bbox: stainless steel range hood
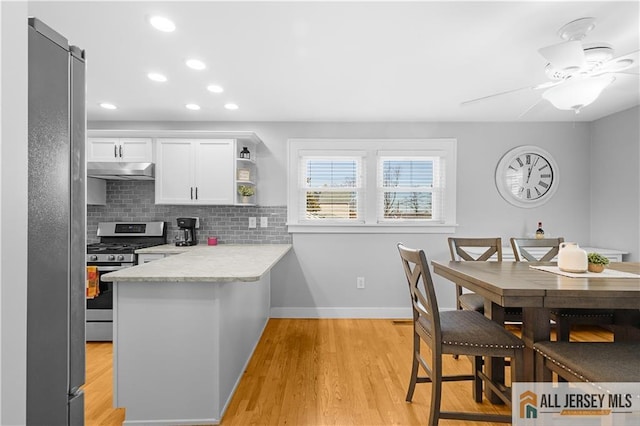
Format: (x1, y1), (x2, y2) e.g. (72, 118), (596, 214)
(86, 162), (155, 180)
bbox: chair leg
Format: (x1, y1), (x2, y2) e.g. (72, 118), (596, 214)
(453, 289), (462, 361)
(473, 356), (483, 403)
(556, 318), (571, 342)
(429, 351), (443, 426)
(406, 332), (420, 402)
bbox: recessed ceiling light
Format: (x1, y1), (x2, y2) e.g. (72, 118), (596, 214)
(185, 104), (201, 110)
(207, 85), (224, 93)
(147, 72), (167, 82)
(99, 102), (117, 110)
(149, 16), (175, 32)
(224, 103), (239, 110)
(186, 59), (206, 70)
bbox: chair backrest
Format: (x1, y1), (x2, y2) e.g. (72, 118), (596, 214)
(448, 237), (503, 262)
(397, 243), (440, 347)
(510, 237), (565, 262)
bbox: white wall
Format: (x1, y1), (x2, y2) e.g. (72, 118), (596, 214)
(90, 119), (636, 317)
(0, 1), (29, 424)
(589, 106), (640, 261)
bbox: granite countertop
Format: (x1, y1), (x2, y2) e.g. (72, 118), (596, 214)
(101, 244), (292, 283)
(135, 243), (203, 255)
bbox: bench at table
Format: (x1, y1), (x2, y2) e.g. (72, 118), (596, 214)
(533, 341), (640, 382)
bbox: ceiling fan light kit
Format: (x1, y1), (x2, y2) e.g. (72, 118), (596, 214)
(542, 75), (615, 113)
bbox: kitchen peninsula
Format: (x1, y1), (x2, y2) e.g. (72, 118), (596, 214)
(102, 244), (291, 425)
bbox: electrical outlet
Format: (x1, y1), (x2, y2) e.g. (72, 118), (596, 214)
(356, 277), (365, 289)
(248, 217), (257, 228)
(260, 217), (268, 228)
(192, 217), (200, 229)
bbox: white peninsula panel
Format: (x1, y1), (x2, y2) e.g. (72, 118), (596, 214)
(103, 244), (291, 425)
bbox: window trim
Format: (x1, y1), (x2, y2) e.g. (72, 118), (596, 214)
(287, 138), (457, 234)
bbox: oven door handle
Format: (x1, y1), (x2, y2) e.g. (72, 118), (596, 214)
(93, 265), (133, 272)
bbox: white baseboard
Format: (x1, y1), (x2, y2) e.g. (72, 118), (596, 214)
(270, 306), (456, 318)
(270, 307), (412, 318)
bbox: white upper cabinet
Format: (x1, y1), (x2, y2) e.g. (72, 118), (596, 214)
(87, 137), (153, 162)
(155, 139), (236, 205)
(194, 140), (235, 204)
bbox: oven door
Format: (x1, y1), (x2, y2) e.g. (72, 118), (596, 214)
(86, 263), (133, 341)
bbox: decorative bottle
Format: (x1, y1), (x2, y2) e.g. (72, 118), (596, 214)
(240, 146), (250, 159)
(535, 222), (544, 239)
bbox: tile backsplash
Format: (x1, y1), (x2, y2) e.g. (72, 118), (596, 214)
(87, 181), (291, 245)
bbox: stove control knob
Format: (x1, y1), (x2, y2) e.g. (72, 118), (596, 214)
(117, 255), (125, 261)
(90, 255), (98, 261)
(107, 255), (115, 261)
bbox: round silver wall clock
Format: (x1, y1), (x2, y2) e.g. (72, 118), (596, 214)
(495, 145), (559, 208)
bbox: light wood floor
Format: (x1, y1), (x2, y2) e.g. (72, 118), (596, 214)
(84, 320), (613, 426)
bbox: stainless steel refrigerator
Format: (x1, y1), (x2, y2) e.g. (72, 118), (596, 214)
(27, 17), (85, 425)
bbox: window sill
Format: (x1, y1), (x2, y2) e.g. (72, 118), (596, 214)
(287, 223), (458, 234)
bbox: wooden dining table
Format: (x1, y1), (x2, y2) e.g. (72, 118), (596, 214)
(431, 260), (640, 401)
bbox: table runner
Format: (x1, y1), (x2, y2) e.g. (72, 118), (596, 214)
(529, 265), (640, 279)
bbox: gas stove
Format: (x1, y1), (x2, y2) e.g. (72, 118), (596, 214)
(87, 242), (163, 262)
(86, 221), (167, 342)
(86, 222), (167, 264)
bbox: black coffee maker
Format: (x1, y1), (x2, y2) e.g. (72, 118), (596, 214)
(175, 217), (197, 246)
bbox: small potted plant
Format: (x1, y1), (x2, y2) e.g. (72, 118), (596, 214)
(238, 185), (255, 204)
(587, 252), (609, 273)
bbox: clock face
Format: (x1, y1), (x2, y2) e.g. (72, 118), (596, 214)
(495, 146), (558, 208)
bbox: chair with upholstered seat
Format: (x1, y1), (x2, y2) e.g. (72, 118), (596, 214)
(398, 243), (525, 425)
(510, 237), (564, 262)
(447, 237), (502, 313)
(447, 237), (522, 323)
(510, 237), (614, 341)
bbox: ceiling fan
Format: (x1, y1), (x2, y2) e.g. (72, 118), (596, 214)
(462, 17), (638, 116)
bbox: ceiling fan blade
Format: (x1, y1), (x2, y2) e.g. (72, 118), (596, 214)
(595, 49), (639, 74)
(461, 85), (536, 106)
(533, 80), (564, 90)
(538, 40), (586, 69)
(518, 98), (546, 119)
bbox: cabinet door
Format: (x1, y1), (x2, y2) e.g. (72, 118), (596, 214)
(87, 137), (118, 162)
(194, 140), (235, 204)
(120, 138), (153, 162)
(155, 139), (194, 204)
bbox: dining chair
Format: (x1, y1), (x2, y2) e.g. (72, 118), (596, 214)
(398, 243), (524, 425)
(510, 237), (564, 262)
(447, 237), (502, 313)
(510, 237), (614, 341)
(447, 237), (523, 323)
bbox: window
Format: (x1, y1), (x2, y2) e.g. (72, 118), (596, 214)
(301, 156), (363, 221)
(288, 139), (457, 233)
(378, 156), (442, 221)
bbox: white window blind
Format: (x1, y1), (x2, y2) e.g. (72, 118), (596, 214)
(378, 156), (444, 222)
(299, 155), (364, 222)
